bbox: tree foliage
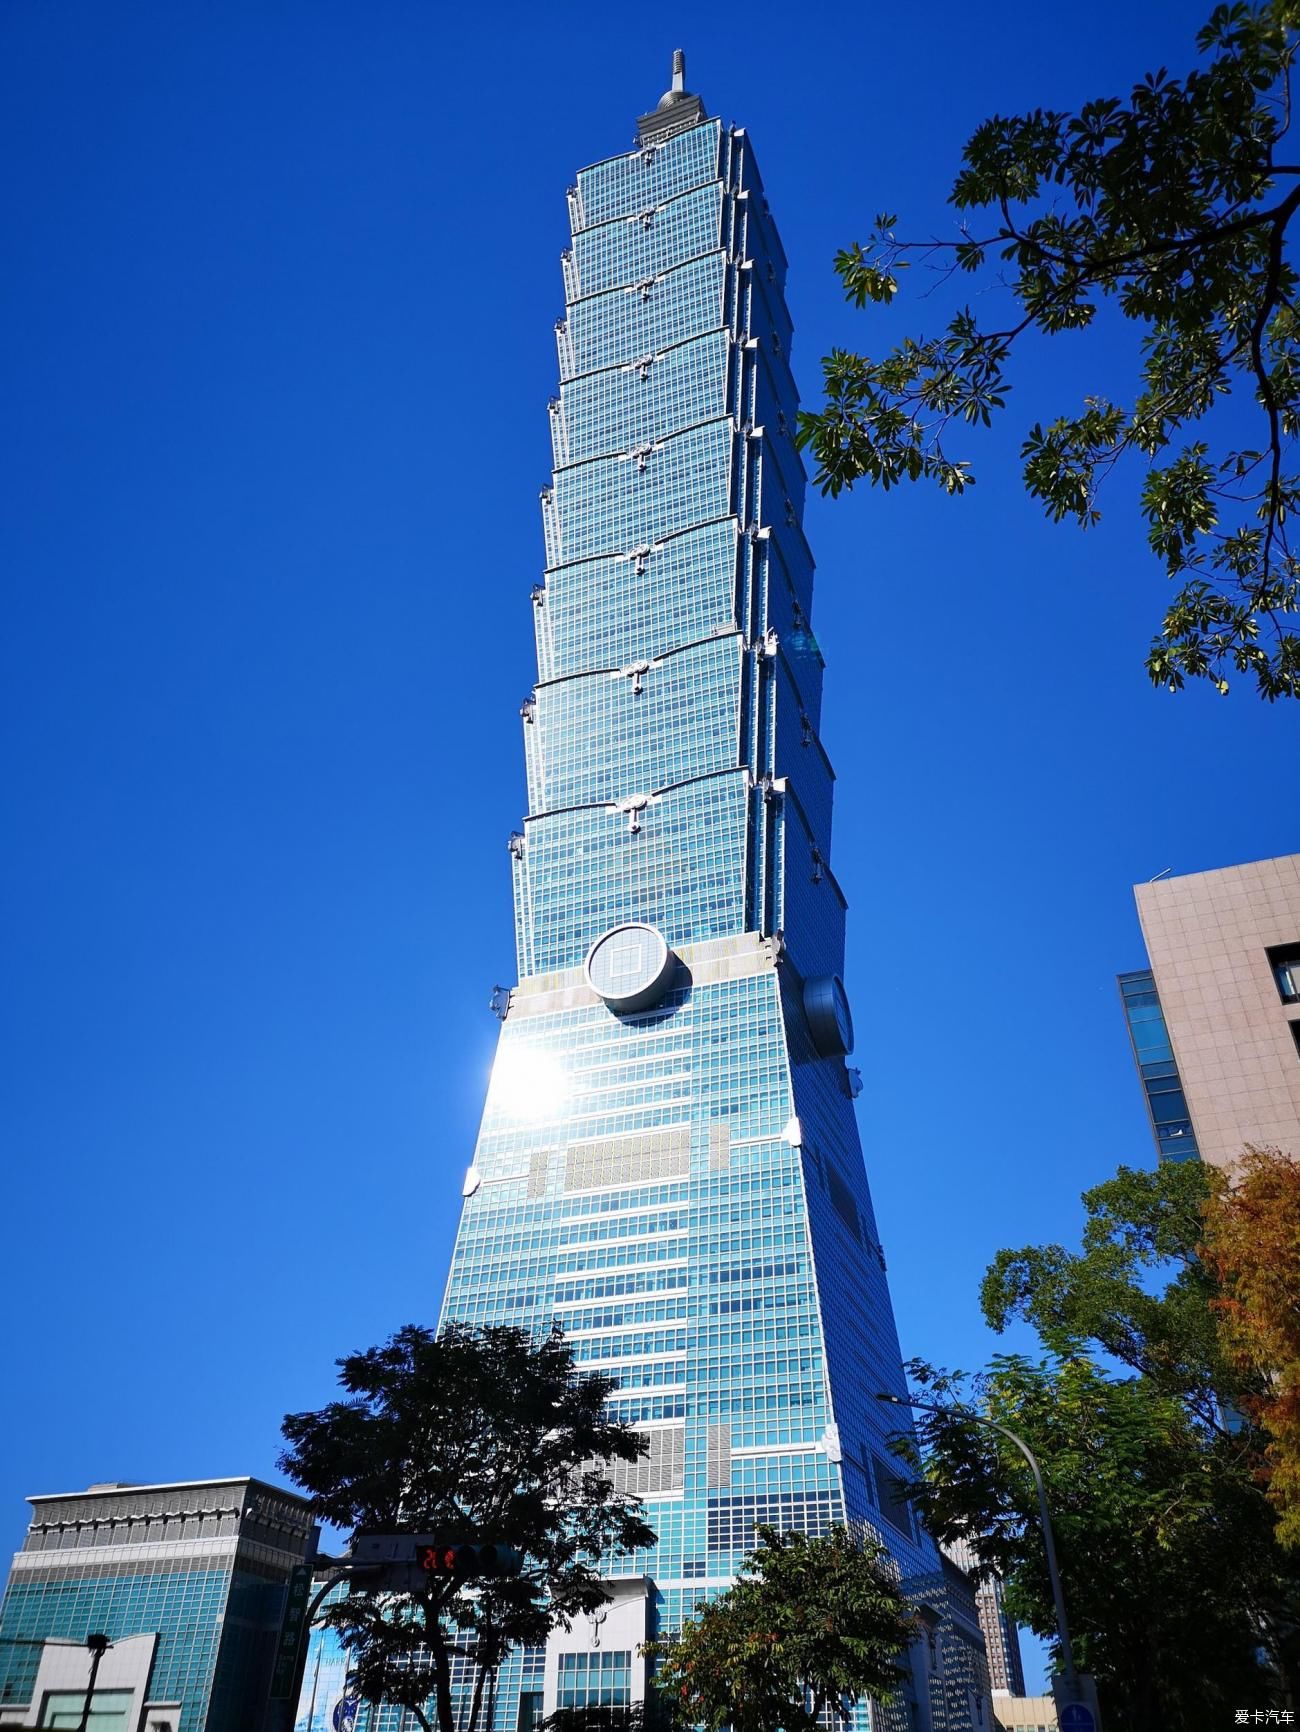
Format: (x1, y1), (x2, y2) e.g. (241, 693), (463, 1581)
(542, 1707), (659, 1732)
(892, 1160), (1300, 1727)
(981, 1159), (1241, 1427)
(280, 1323), (656, 1732)
(644, 1525), (913, 1732)
(797, 2), (1300, 699)
(1202, 1144), (1300, 1546)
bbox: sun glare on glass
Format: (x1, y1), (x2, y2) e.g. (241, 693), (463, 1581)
(489, 1043), (570, 1121)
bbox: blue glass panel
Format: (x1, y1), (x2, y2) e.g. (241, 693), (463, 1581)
(777, 792), (846, 980)
(575, 121), (722, 229)
(571, 185), (724, 298)
(550, 419), (734, 565)
(566, 253), (727, 377)
(521, 770), (750, 972)
(537, 518), (739, 682)
(529, 636), (743, 813)
(558, 330), (731, 465)
(1119, 970), (1201, 1163)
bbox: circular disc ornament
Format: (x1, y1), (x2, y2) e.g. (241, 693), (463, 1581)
(803, 974), (855, 1058)
(585, 923), (676, 1012)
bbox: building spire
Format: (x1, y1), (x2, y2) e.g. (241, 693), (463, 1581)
(637, 48), (706, 146)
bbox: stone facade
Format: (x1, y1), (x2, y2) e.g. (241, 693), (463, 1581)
(1134, 854), (1300, 1168)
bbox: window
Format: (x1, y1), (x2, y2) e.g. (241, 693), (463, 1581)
(40, 1692), (132, 1730)
(517, 1692), (544, 1732)
(1290, 1020), (1300, 1060)
(1267, 942), (1300, 1004)
(872, 1457), (916, 1540)
(557, 1652), (631, 1711)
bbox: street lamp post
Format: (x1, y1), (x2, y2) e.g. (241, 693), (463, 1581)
(0, 1633), (113, 1731)
(74, 1633), (111, 1732)
(875, 1391), (1101, 1729)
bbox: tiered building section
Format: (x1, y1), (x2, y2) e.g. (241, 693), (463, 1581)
(440, 64), (990, 1732)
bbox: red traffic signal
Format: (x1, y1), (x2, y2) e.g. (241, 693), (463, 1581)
(414, 1541), (521, 1578)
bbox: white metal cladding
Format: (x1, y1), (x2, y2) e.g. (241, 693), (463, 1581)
(600, 1424), (686, 1495)
(564, 1125), (692, 1193)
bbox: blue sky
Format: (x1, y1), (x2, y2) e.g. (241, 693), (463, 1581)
(2, 0), (1297, 1695)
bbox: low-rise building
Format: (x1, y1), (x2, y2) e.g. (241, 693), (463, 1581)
(0, 1477), (315, 1731)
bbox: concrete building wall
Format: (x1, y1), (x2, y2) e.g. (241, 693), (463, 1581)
(1134, 854), (1300, 1169)
(991, 1698), (1056, 1732)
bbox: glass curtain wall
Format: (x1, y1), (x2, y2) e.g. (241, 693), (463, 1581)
(439, 91), (986, 1732)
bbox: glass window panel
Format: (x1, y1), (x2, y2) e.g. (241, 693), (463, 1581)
(41, 1692), (132, 1731)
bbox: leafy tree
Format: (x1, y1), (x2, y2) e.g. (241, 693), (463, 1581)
(797, 1), (1300, 699)
(280, 1323), (656, 1732)
(1202, 1144), (1300, 1545)
(891, 1160), (1300, 1727)
(902, 1354), (1295, 1729)
(645, 1524), (913, 1732)
(981, 1159), (1241, 1427)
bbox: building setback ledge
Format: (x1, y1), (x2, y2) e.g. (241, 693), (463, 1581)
(507, 931), (778, 1020)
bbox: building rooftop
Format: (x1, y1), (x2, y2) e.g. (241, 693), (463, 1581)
(637, 50), (706, 146)
(28, 1476), (311, 1506)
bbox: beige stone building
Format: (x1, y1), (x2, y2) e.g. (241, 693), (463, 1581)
(991, 1698), (1057, 1732)
(1123, 853), (1300, 1169)
(941, 1539), (1026, 1697)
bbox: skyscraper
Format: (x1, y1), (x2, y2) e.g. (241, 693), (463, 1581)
(0, 1477), (316, 1732)
(942, 1543), (1026, 1700)
(438, 58), (989, 1732)
(1120, 853), (1300, 1168)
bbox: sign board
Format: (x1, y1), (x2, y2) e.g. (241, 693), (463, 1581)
(1060, 1703), (1097, 1732)
(270, 1564), (315, 1700)
(351, 1533), (417, 1564)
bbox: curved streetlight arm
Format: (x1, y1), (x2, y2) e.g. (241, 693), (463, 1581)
(875, 1391), (1076, 1684)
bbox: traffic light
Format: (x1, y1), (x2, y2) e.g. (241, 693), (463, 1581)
(414, 1541), (522, 1578)
(350, 1532), (524, 1582)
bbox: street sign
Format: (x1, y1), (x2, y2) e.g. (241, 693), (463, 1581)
(269, 1563), (314, 1700)
(1053, 1672), (1102, 1731)
(1060, 1705), (1097, 1732)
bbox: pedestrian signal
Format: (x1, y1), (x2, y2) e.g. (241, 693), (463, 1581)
(414, 1542), (521, 1577)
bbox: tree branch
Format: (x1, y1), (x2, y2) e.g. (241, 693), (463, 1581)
(1247, 183), (1300, 590)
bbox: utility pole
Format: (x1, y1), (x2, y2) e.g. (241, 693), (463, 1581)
(876, 1391), (1103, 1731)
